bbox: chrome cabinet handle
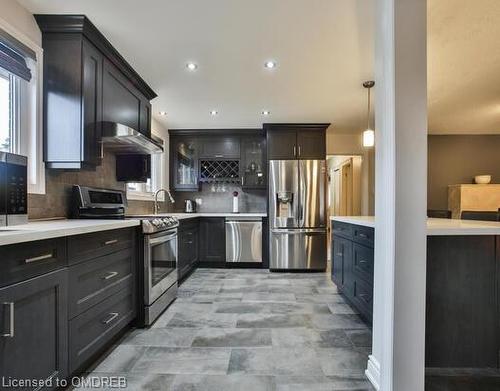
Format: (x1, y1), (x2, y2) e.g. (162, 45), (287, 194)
(241, 177), (244, 186)
(359, 293), (371, 302)
(103, 271), (119, 280)
(104, 239), (118, 246)
(1, 302), (14, 337)
(298, 146), (301, 156)
(25, 253), (53, 264)
(335, 252), (343, 257)
(102, 312), (119, 325)
(215, 154), (224, 158)
(358, 232), (368, 239)
(293, 145), (296, 157)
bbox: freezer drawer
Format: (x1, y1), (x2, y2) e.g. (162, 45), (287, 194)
(225, 220), (262, 263)
(270, 228), (327, 270)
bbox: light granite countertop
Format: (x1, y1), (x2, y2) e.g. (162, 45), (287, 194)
(330, 215), (500, 236)
(0, 219), (141, 246)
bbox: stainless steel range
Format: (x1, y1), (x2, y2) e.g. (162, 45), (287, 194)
(140, 216), (179, 326)
(71, 186), (179, 327)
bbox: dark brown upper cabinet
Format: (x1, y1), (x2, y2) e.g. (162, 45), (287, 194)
(200, 137), (240, 159)
(265, 123), (330, 160)
(35, 15), (157, 170)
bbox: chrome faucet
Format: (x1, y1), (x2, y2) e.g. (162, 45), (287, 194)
(154, 188), (175, 214)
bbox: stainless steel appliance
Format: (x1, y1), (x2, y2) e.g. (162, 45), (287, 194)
(269, 160), (327, 270)
(225, 217), (262, 263)
(0, 152), (28, 226)
(71, 186), (179, 327)
(184, 199), (196, 213)
(142, 216), (179, 326)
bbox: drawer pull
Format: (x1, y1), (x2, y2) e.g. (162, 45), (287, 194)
(1, 302), (14, 338)
(359, 293), (371, 302)
(102, 312), (119, 325)
(359, 259), (368, 265)
(103, 271), (119, 280)
(25, 253), (53, 263)
(335, 252), (343, 257)
(104, 239), (118, 246)
(358, 233), (369, 239)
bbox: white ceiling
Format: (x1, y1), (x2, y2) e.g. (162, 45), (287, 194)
(428, 0), (500, 134)
(18, 0), (375, 132)
(17, 0), (500, 134)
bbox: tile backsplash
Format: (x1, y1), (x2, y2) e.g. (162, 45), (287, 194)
(28, 153), (170, 220)
(173, 184), (267, 213)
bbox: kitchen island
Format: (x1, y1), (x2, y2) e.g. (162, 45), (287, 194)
(330, 216), (500, 370)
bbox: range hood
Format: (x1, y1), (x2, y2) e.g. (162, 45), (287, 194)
(101, 122), (163, 154)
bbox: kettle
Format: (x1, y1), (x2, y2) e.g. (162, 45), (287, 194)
(184, 199), (196, 213)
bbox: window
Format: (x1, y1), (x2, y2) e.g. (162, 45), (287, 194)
(0, 68), (19, 153)
(127, 131), (168, 200)
(0, 21), (44, 194)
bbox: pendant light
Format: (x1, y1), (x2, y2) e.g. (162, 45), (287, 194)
(362, 81), (375, 147)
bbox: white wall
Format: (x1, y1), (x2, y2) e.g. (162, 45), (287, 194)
(0, 0), (41, 45)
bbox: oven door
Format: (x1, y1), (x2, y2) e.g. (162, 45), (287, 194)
(144, 229), (178, 305)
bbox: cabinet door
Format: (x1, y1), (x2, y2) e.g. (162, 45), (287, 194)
(267, 129), (297, 160)
(199, 218), (226, 264)
(139, 99), (152, 138)
(240, 136), (266, 189)
(171, 138), (199, 191)
(0, 269), (68, 384)
(297, 128), (326, 159)
(200, 137), (240, 159)
(103, 59), (141, 132)
(81, 39), (103, 167)
(331, 235), (351, 295)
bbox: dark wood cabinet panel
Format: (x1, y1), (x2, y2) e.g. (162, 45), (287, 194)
(351, 275), (373, 322)
(139, 99), (152, 138)
(352, 243), (374, 283)
(0, 237), (67, 288)
(178, 219), (199, 281)
(67, 228), (134, 265)
(265, 124), (329, 161)
(199, 218), (226, 264)
(426, 235), (499, 368)
(102, 59), (142, 132)
(69, 286), (135, 374)
(82, 39), (103, 167)
(0, 269), (68, 384)
(331, 234), (352, 293)
(296, 128), (326, 159)
(116, 154), (151, 183)
(68, 248), (135, 319)
(266, 128), (297, 160)
(200, 137), (240, 159)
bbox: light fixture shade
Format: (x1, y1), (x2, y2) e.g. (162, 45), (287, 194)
(363, 129), (375, 147)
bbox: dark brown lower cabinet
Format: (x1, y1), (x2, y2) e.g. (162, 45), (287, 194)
(199, 218), (226, 265)
(0, 269), (69, 385)
(330, 221), (374, 323)
(178, 219), (199, 281)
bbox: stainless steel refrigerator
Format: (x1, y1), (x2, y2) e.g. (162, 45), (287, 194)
(269, 160), (327, 270)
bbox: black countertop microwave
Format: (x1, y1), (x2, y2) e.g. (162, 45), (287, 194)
(0, 152), (28, 226)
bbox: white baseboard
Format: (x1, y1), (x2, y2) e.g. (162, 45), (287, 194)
(365, 355), (381, 390)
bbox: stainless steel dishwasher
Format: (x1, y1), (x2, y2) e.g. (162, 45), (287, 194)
(225, 217), (262, 263)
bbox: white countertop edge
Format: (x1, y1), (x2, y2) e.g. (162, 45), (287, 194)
(0, 219), (141, 246)
(330, 216), (500, 235)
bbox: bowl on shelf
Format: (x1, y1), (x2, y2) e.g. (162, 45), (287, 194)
(474, 175), (492, 184)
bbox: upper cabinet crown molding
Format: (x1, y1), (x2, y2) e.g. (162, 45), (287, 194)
(34, 14), (157, 100)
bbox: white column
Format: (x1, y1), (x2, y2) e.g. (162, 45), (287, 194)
(366, 0), (428, 390)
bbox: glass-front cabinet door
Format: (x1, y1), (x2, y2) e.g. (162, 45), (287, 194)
(240, 136), (266, 189)
(172, 138), (199, 190)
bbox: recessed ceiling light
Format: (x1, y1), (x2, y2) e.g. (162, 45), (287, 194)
(186, 62), (198, 71)
(210, 110), (218, 116)
(262, 110), (271, 116)
(264, 61), (277, 69)
(158, 111), (167, 116)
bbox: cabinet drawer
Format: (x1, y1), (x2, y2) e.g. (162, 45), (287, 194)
(69, 287), (135, 373)
(68, 248), (135, 319)
(68, 228), (134, 265)
(352, 243), (374, 284)
(352, 277), (373, 322)
(0, 238), (67, 288)
(352, 225), (374, 247)
(331, 221), (353, 239)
